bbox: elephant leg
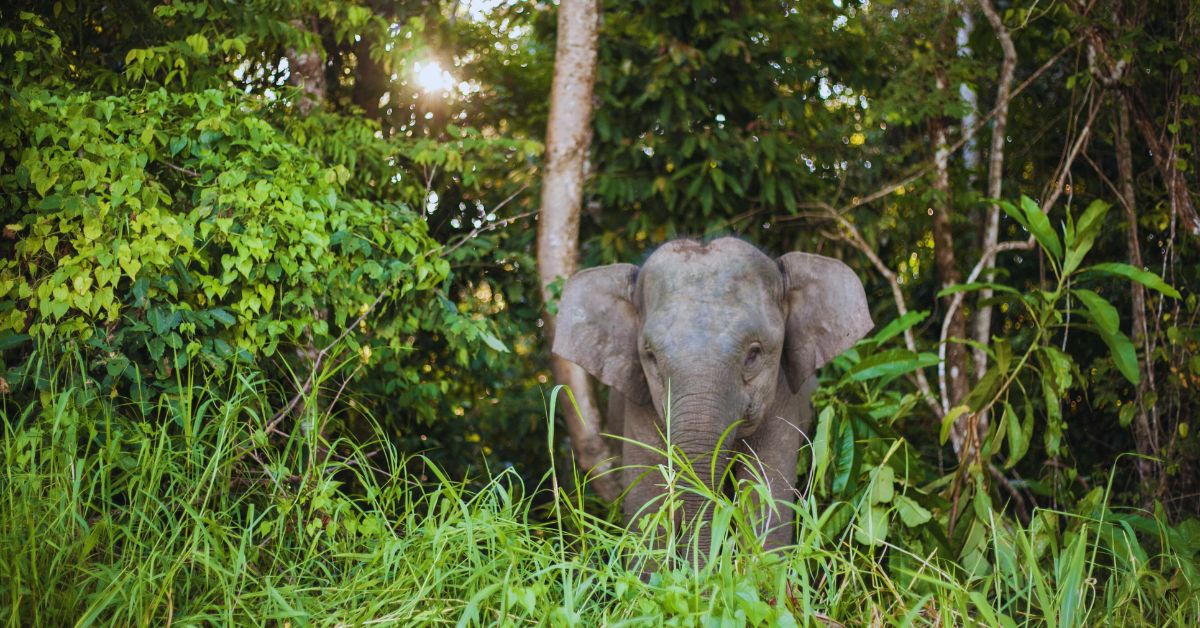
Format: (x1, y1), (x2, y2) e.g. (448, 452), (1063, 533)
(735, 375), (816, 551)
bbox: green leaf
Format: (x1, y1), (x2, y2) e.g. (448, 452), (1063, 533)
(1086, 262), (1181, 298)
(1075, 288), (1140, 385)
(811, 406), (834, 489)
(185, 33), (209, 55)
(1057, 526), (1090, 627)
(1073, 289), (1119, 335)
(936, 281), (1021, 298)
(939, 405), (970, 445)
(1042, 378), (1064, 456)
(105, 356), (130, 378)
(1119, 402), (1137, 428)
(854, 505), (889, 546)
(479, 330), (509, 353)
(0, 333), (32, 352)
(998, 199), (1030, 230)
(1040, 345), (1074, 393)
(847, 349), (939, 382)
(870, 465), (894, 504)
(1103, 327), (1140, 385)
(968, 591), (1002, 628)
(1063, 200), (1109, 274)
(895, 494), (932, 527)
(209, 308), (236, 327)
(147, 337), (165, 362)
(994, 338), (1012, 375)
(83, 218), (102, 242)
(972, 484), (995, 522)
(963, 366), (1003, 412)
(831, 419), (856, 495)
(1020, 195), (1062, 261)
(1004, 403), (1031, 467)
(870, 310), (928, 345)
(34, 169), (58, 197)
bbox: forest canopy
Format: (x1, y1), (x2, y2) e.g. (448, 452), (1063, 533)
(1, 0), (1198, 624)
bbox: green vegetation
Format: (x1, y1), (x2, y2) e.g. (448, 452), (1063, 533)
(3, 371), (1197, 624)
(2, 0), (1199, 624)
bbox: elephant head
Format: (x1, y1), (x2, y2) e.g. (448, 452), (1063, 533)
(552, 238), (872, 554)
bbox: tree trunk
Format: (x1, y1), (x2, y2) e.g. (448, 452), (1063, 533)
(931, 104), (971, 459)
(1068, 1), (1200, 236)
(1116, 98), (1163, 495)
(537, 0), (620, 501)
(957, 3), (978, 177)
(1122, 90), (1200, 235)
(971, 0), (1016, 433)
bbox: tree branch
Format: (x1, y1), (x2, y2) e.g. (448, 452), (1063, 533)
(789, 38), (1078, 432)
(1069, 2), (1200, 235)
(824, 209), (943, 418)
(830, 39), (1078, 218)
(268, 287), (390, 433)
(971, 0), (1017, 393)
(440, 183), (534, 255)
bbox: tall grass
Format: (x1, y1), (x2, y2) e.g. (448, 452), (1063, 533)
(1, 369), (1197, 625)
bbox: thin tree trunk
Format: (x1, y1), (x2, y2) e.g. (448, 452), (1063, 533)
(932, 115), (969, 410)
(957, 4), (978, 177)
(930, 18), (970, 457)
(971, 0), (1016, 432)
(537, 0), (620, 501)
(1116, 98), (1162, 493)
(1122, 90), (1200, 235)
(1068, 0), (1200, 236)
(929, 15), (971, 460)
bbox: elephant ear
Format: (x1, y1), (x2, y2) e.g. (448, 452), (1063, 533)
(777, 252), (874, 393)
(552, 264), (650, 405)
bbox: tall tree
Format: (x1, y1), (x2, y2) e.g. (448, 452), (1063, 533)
(930, 15), (970, 443)
(537, 0), (619, 500)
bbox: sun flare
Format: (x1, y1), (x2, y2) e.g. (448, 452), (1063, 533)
(411, 60), (455, 94)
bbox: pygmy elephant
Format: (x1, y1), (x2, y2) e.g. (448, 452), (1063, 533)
(552, 237), (872, 555)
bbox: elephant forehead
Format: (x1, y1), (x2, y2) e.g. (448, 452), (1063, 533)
(642, 301), (775, 349)
(638, 242), (784, 349)
(640, 239), (782, 306)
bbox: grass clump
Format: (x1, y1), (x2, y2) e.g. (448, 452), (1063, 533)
(0, 371), (1197, 626)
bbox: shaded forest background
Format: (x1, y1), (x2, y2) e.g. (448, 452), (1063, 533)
(2, 0), (1199, 538)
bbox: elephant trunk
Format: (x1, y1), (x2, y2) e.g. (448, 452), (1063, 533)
(665, 387), (739, 564)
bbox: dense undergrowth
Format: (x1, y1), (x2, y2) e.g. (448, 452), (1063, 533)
(2, 363), (1197, 626)
(2, 5), (1200, 624)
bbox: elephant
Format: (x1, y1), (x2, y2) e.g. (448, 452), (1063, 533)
(552, 237), (872, 557)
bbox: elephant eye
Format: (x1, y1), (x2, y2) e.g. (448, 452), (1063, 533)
(744, 343), (763, 370)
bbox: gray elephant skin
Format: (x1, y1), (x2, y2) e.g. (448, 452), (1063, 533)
(552, 237), (872, 556)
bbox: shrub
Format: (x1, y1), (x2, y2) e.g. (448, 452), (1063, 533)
(0, 10), (504, 424)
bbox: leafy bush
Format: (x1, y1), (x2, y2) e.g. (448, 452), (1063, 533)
(0, 10), (507, 425)
(797, 196), (1197, 601)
